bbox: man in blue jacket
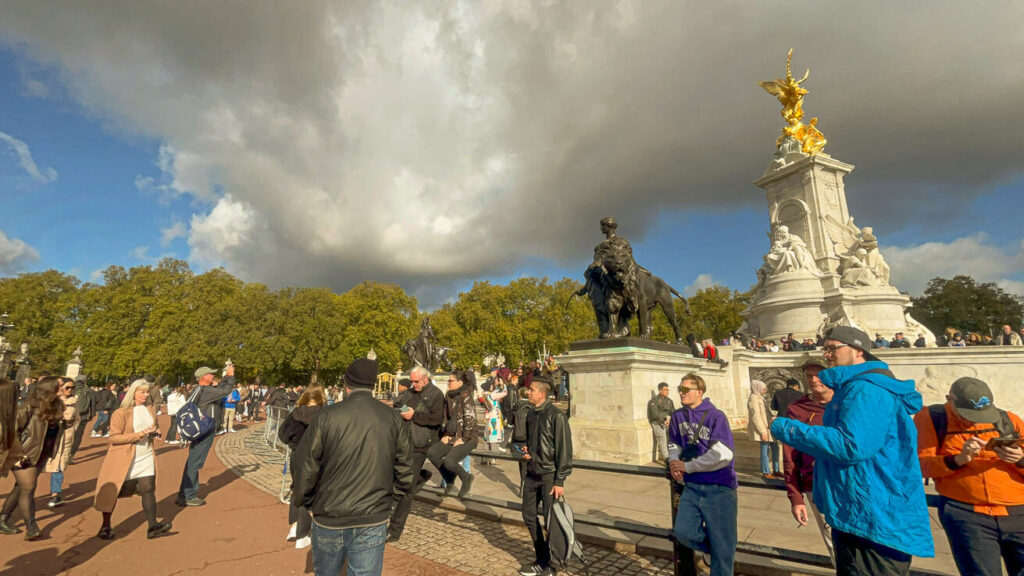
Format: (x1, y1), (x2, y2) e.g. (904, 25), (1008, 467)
(771, 326), (933, 575)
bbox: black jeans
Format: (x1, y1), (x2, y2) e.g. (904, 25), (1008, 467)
(939, 497), (1024, 576)
(70, 418), (90, 459)
(522, 472), (555, 568)
(388, 449), (430, 538)
(426, 440), (477, 484)
(833, 529), (911, 576)
(166, 415), (179, 442)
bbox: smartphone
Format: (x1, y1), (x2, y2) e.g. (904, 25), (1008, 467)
(985, 436), (1024, 450)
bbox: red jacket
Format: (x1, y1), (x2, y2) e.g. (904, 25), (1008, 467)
(782, 395), (827, 506)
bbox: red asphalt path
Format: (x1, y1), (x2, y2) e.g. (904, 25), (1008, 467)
(0, 415), (468, 576)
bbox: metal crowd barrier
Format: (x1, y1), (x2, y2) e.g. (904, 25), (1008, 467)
(264, 405), (293, 504)
(451, 450), (945, 576)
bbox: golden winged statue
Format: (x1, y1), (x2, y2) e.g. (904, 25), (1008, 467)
(759, 49), (827, 155)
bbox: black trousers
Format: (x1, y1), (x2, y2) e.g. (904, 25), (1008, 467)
(426, 440), (477, 484)
(388, 449), (430, 538)
(69, 418), (90, 459)
(833, 529), (911, 576)
(522, 472), (555, 568)
(939, 497), (1024, 576)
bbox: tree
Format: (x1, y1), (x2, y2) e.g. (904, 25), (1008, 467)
(0, 270), (80, 370)
(912, 275), (1024, 338)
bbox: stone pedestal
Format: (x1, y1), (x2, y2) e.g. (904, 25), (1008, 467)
(65, 362), (82, 380)
(561, 339), (710, 465)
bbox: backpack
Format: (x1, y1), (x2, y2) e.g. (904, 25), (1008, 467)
(547, 497), (586, 570)
(177, 387), (216, 442)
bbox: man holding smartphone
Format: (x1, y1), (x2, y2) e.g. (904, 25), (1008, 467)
(915, 377), (1024, 576)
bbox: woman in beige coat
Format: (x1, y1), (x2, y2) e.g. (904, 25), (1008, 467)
(746, 379), (780, 479)
(44, 377), (80, 508)
(93, 379), (171, 540)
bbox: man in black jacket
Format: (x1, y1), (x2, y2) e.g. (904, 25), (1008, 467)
(294, 359), (413, 576)
(91, 381), (118, 437)
(176, 364), (234, 507)
(387, 366), (444, 542)
(518, 375), (573, 576)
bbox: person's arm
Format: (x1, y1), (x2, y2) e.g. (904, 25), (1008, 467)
(392, 416), (414, 497)
(108, 410), (144, 445)
(552, 411), (573, 488)
(647, 399), (659, 424)
(771, 383), (896, 464)
(460, 395), (477, 443)
(770, 393), (780, 413)
(683, 413), (734, 474)
(293, 413), (324, 510)
(782, 442), (804, 505)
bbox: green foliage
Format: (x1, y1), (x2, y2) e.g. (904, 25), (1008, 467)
(0, 263), (749, 381)
(911, 275), (1024, 337)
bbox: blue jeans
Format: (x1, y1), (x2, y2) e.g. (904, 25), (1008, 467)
(50, 471), (63, 494)
(673, 482), (738, 576)
(438, 455), (471, 489)
(178, 430), (215, 500)
(311, 521), (387, 576)
(759, 441), (780, 474)
(92, 410), (110, 433)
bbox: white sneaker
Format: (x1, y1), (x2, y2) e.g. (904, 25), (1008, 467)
(102, 433), (110, 438)
(287, 523), (297, 541)
(90, 432), (98, 438)
(295, 535), (311, 549)
(228, 429), (236, 433)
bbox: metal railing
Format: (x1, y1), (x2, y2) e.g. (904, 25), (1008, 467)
(264, 405), (293, 504)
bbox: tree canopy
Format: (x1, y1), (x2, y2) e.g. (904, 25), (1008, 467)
(912, 275), (1024, 338)
(0, 260), (748, 384)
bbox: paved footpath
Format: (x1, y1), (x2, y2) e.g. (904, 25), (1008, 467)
(217, 424), (674, 576)
(0, 415), (465, 576)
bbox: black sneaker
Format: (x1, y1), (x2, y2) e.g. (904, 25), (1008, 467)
(147, 521), (172, 539)
(458, 474), (474, 499)
(444, 482), (457, 497)
(386, 532), (401, 543)
(47, 495), (65, 508)
(518, 564), (553, 576)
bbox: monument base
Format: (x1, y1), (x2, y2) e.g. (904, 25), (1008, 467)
(560, 341), (736, 465)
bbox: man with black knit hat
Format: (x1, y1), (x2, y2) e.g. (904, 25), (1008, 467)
(294, 358), (413, 576)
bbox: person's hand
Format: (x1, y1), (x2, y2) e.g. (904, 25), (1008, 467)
(955, 436), (985, 465)
(669, 459), (686, 482)
(663, 417), (670, 427)
(401, 407), (414, 420)
(993, 444), (1024, 464)
(791, 504), (808, 526)
(521, 446), (531, 460)
(453, 438), (464, 446)
(441, 435), (451, 444)
(761, 433), (770, 442)
(550, 485), (564, 499)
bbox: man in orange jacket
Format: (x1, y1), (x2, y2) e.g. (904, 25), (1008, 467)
(915, 376), (1024, 576)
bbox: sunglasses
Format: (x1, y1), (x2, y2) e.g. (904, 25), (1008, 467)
(822, 344), (848, 354)
(61, 386), (74, 391)
(678, 386), (699, 393)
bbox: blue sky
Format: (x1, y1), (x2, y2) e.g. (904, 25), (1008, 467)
(1, 3), (1023, 309)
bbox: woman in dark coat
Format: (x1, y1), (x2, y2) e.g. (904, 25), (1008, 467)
(0, 376), (64, 539)
(427, 370), (478, 499)
(279, 385), (325, 549)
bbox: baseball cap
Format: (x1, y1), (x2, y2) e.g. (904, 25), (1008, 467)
(194, 366), (216, 379)
(824, 326), (879, 362)
(949, 377), (1000, 423)
(800, 355), (828, 370)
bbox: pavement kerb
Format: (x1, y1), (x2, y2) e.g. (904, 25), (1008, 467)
(413, 483), (841, 576)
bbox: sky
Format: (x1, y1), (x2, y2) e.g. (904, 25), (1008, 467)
(1, 1), (1023, 309)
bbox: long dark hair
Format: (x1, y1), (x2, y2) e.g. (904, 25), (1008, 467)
(0, 380), (16, 452)
(26, 376), (64, 422)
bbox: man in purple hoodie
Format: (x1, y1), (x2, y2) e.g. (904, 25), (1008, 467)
(668, 373), (738, 576)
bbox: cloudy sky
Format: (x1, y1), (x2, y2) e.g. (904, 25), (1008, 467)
(0, 1), (1022, 307)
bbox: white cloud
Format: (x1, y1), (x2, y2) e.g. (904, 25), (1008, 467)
(0, 131), (57, 183)
(159, 220), (187, 247)
(0, 228), (40, 274)
(884, 234), (1024, 295)
(3, 2), (1024, 296)
(684, 273), (714, 297)
(128, 245), (151, 261)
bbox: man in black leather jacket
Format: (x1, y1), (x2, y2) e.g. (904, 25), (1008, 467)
(517, 375), (573, 576)
(388, 366), (444, 542)
(294, 359), (413, 576)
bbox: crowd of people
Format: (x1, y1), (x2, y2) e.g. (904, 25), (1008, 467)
(2, 326), (1023, 576)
